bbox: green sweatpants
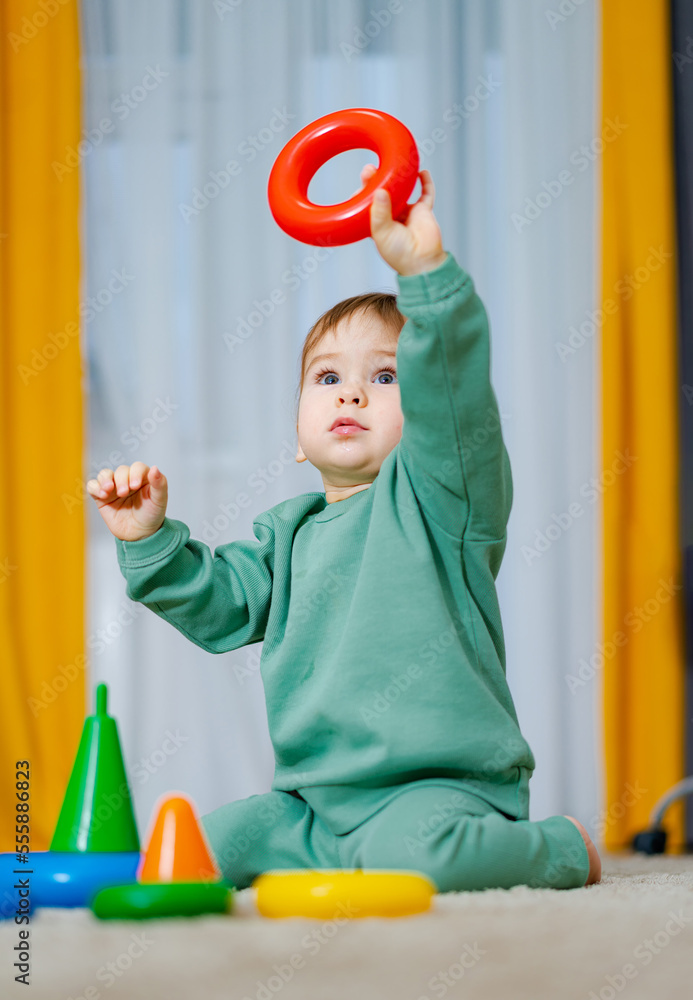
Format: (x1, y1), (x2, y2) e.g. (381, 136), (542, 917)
(201, 779), (590, 893)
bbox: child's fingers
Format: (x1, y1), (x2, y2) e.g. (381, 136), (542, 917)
(147, 466), (168, 505)
(88, 463), (163, 501)
(113, 464), (133, 497)
(128, 460), (149, 490)
(86, 478), (104, 497)
(417, 170), (435, 208)
(96, 468), (115, 496)
(369, 186), (394, 238)
(348, 163), (378, 200)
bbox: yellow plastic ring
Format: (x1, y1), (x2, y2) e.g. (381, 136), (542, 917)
(252, 869), (436, 919)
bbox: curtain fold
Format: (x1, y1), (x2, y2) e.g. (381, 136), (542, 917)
(0, 0), (84, 849)
(601, 0), (685, 850)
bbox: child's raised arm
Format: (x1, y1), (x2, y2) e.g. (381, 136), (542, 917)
(366, 169), (512, 541)
(395, 262), (512, 541)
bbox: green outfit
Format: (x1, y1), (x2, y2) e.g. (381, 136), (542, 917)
(116, 252), (590, 892)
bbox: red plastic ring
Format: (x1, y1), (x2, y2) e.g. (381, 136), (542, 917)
(267, 108), (420, 247)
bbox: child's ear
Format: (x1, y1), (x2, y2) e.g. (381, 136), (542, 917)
(295, 440), (307, 463)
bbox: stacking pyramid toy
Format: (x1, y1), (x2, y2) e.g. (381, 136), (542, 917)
(0, 683), (141, 908)
(51, 683), (139, 852)
(92, 793), (234, 919)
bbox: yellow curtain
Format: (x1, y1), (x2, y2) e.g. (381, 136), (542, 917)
(0, 0), (84, 850)
(602, 0), (685, 850)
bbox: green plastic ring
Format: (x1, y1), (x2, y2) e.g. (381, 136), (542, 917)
(92, 881), (234, 919)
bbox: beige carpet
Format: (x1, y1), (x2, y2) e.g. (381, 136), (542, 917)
(2, 852), (692, 1000)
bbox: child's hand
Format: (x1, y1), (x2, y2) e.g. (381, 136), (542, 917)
(86, 462), (168, 542)
(358, 163), (447, 277)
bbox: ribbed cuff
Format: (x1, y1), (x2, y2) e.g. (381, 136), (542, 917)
(538, 815), (591, 889)
(115, 516), (187, 568)
(396, 251), (471, 309)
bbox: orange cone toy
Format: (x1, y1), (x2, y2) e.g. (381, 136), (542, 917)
(138, 794), (220, 883)
(91, 793), (233, 919)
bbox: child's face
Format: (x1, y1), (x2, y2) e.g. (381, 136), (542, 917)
(295, 310), (403, 489)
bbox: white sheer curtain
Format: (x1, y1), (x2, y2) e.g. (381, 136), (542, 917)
(79, 0), (602, 841)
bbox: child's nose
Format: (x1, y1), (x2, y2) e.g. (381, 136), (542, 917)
(338, 387), (362, 404)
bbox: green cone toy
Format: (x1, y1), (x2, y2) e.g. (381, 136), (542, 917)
(50, 683), (140, 852)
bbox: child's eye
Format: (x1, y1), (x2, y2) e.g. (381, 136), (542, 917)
(312, 366), (397, 385)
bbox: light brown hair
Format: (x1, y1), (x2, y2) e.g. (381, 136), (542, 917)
(294, 292), (406, 424)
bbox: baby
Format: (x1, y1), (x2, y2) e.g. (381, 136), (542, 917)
(88, 165), (600, 892)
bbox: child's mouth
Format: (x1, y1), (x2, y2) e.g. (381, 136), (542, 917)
(331, 425), (367, 435)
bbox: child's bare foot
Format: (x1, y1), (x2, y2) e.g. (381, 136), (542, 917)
(564, 815), (602, 885)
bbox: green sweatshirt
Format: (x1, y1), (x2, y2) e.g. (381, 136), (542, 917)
(115, 251), (536, 835)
